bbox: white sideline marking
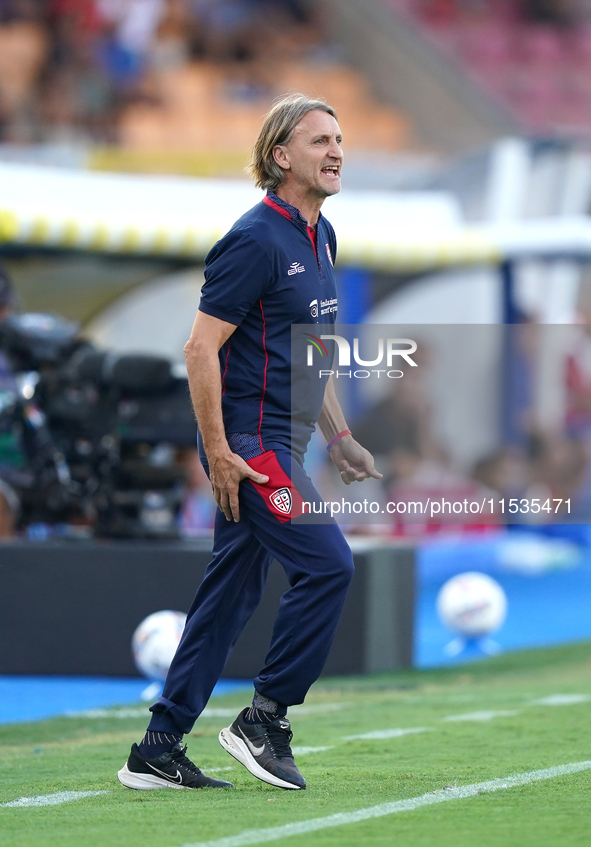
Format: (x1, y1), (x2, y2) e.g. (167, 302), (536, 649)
(291, 746), (333, 755)
(344, 727), (428, 741)
(178, 761), (591, 847)
(1, 790), (108, 809)
(531, 694), (590, 706)
(67, 707), (147, 719)
(68, 703), (348, 721)
(443, 711), (519, 722)
(200, 704), (347, 719)
(69, 706), (241, 720)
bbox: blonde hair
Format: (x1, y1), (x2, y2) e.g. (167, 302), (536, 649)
(248, 93), (338, 191)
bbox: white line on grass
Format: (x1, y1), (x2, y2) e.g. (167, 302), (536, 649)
(0, 790), (108, 809)
(178, 761), (591, 847)
(531, 694), (590, 706)
(68, 706), (248, 720)
(68, 703), (348, 721)
(66, 707), (147, 719)
(443, 710), (519, 722)
(68, 706), (240, 719)
(56, 692), (591, 723)
(343, 727), (429, 741)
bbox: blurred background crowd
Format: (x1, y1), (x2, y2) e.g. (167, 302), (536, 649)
(410, 0), (591, 130)
(3, 1), (591, 148)
(0, 0), (404, 153)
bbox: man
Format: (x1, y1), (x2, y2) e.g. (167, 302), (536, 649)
(118, 93), (381, 793)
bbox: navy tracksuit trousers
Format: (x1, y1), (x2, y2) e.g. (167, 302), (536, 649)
(147, 447), (354, 736)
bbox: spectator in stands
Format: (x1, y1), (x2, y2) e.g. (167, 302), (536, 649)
(526, 430), (587, 518)
(0, 1), (47, 141)
(352, 341), (439, 477)
(472, 447), (529, 501)
(565, 316), (591, 441)
(97, 0), (165, 83)
(386, 444), (496, 536)
(152, 0), (196, 68)
(176, 446), (216, 536)
(0, 0), (322, 141)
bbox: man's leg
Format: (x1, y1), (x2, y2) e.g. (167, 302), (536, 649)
(249, 450), (353, 705)
(118, 509), (272, 790)
(218, 448), (354, 790)
(252, 516), (352, 705)
(148, 509), (273, 736)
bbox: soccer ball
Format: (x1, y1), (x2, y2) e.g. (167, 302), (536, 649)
(132, 610), (187, 681)
(436, 572), (507, 638)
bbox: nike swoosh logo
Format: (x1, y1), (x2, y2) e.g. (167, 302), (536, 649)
(146, 763), (183, 783)
(237, 726), (266, 756)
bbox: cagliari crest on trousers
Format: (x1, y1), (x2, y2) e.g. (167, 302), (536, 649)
(269, 487), (292, 514)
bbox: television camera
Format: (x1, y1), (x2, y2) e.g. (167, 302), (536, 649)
(0, 313), (197, 539)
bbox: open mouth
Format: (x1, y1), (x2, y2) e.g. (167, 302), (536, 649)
(321, 165), (340, 177)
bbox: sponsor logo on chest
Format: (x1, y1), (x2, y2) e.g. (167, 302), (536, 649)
(288, 262), (306, 276)
(309, 298), (338, 319)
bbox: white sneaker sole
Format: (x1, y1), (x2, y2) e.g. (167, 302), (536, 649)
(117, 763), (186, 790)
(218, 727), (304, 790)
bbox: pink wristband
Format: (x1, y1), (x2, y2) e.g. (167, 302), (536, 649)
(326, 429), (352, 452)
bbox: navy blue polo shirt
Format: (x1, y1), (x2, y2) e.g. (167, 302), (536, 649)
(198, 192), (338, 455)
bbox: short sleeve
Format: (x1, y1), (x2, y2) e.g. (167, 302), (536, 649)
(199, 229), (272, 326)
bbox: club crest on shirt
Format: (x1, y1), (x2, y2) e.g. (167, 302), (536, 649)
(325, 243), (333, 265)
(269, 487), (292, 514)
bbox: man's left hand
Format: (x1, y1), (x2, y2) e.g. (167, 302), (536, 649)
(328, 435), (383, 485)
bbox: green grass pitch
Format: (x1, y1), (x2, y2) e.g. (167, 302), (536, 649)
(1, 641), (590, 847)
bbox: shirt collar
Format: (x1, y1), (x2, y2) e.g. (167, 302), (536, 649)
(266, 191), (319, 229)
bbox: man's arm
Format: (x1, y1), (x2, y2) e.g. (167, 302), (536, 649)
(183, 310), (268, 521)
(317, 375), (382, 485)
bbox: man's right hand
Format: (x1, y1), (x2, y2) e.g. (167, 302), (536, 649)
(208, 450), (269, 522)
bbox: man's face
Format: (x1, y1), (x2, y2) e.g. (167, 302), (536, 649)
(275, 110), (343, 200)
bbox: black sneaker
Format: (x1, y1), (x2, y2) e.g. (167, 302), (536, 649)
(117, 741), (233, 790)
(218, 708), (306, 790)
